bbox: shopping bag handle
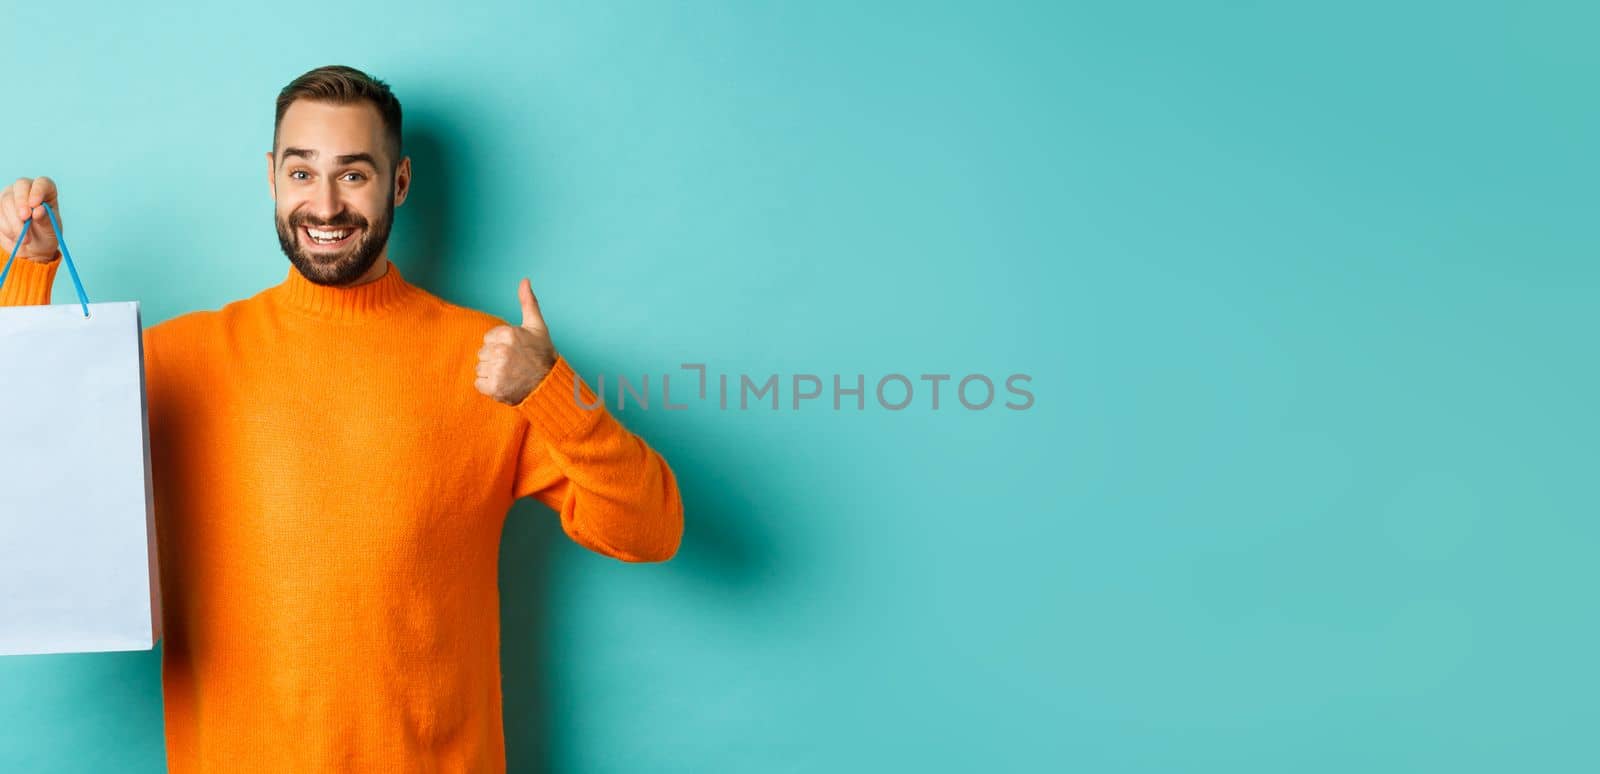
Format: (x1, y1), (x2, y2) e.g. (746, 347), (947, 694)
(1, 201), (92, 318)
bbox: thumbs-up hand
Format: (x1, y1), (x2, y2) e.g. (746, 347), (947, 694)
(476, 277), (560, 405)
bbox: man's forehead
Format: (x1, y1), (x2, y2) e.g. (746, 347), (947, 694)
(276, 100), (386, 156)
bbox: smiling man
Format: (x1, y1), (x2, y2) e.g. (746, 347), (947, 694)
(271, 97), (405, 287)
(0, 65), (683, 773)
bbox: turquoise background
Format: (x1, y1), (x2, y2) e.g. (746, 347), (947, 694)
(2, 1), (1596, 771)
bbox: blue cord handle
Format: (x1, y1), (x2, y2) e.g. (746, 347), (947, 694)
(1, 201), (91, 317)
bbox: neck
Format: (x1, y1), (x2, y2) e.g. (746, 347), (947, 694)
(340, 252), (391, 287)
(274, 254), (414, 322)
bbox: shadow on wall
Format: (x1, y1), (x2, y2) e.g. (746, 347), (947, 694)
(495, 345), (784, 773)
(390, 112), (464, 303)
(394, 107), (783, 772)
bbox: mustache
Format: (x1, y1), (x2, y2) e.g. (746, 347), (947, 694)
(290, 213), (368, 229)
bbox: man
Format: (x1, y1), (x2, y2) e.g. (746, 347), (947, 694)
(0, 65), (683, 772)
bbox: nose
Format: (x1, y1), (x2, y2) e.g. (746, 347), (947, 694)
(308, 177), (342, 222)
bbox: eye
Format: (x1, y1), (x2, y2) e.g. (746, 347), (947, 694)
(289, 170), (310, 181)
(342, 172), (367, 182)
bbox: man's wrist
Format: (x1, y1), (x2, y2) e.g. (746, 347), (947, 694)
(16, 249), (61, 265)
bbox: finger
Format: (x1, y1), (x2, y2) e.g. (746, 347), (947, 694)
(10, 179), (28, 220)
(518, 277), (544, 330)
(30, 200), (58, 224)
(483, 325), (514, 346)
(4, 182), (37, 249)
(25, 204), (55, 242)
(27, 176), (56, 209)
(0, 192), (19, 245)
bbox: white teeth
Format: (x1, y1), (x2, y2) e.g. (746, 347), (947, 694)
(307, 227), (352, 240)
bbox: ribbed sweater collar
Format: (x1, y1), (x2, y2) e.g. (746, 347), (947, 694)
(269, 259), (420, 322)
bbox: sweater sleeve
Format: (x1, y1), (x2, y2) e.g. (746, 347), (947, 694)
(511, 354), (684, 563)
(0, 251), (62, 306)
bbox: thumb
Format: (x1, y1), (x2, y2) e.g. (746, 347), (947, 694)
(518, 277), (544, 330)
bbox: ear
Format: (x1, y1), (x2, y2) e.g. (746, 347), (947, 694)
(393, 155), (412, 207)
(265, 151), (276, 200)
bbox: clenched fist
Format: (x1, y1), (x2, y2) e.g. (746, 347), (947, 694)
(1, 176), (63, 263)
(475, 277), (559, 405)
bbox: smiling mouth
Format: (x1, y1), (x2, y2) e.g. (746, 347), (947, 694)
(301, 225), (359, 248)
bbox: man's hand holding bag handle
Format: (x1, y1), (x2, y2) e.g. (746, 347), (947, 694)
(1, 176), (63, 264)
(1, 177), (90, 316)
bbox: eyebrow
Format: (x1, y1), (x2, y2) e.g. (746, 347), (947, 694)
(279, 147), (379, 168)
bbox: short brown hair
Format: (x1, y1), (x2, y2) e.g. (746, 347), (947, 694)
(274, 65), (403, 167)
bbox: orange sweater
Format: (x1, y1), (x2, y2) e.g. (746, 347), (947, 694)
(1, 255), (683, 772)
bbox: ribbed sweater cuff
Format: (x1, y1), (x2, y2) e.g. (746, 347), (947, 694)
(515, 354), (605, 444)
(0, 251), (61, 306)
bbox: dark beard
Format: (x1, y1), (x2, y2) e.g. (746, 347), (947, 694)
(275, 189), (395, 287)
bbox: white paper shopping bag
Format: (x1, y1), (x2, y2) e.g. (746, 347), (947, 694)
(0, 202), (161, 656)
